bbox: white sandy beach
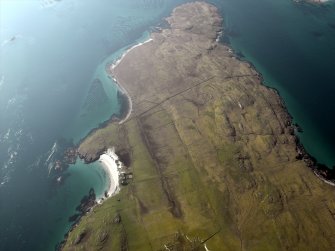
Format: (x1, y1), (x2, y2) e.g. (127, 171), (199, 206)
(110, 38), (153, 71)
(98, 148), (120, 199)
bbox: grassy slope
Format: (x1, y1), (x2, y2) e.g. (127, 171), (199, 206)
(63, 2), (335, 251)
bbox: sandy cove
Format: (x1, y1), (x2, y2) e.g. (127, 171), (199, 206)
(98, 148), (120, 200)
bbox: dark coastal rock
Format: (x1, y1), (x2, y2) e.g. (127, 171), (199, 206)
(56, 189), (98, 250)
(63, 147), (78, 164)
(48, 140), (77, 192)
(78, 148), (106, 164)
(293, 122), (304, 133)
(68, 213), (81, 223)
(314, 163), (335, 181)
(75, 188), (96, 214)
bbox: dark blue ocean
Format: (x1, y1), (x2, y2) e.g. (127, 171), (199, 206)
(0, 0), (334, 250)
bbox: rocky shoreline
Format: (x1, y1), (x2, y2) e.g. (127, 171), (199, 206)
(55, 188), (97, 251)
(220, 30), (335, 186)
(273, 91), (335, 185)
(252, 71), (335, 185)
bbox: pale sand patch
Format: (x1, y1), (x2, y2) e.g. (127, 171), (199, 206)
(98, 148), (120, 202)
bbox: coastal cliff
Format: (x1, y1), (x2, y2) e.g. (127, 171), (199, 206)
(62, 2), (335, 250)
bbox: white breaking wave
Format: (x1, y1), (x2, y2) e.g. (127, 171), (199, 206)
(2, 128), (11, 141)
(216, 30), (223, 42)
(46, 142), (57, 164)
(47, 162), (54, 176)
(98, 148), (121, 201)
(46, 142), (57, 175)
(8, 151), (18, 165)
(110, 38), (153, 71)
(0, 175), (10, 187)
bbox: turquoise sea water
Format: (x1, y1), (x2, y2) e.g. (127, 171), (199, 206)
(0, 1), (184, 250)
(0, 0), (335, 250)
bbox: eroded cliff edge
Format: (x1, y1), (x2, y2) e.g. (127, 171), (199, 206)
(62, 2), (335, 250)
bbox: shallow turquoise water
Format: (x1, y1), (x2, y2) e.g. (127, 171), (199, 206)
(63, 31), (151, 143)
(45, 159), (107, 251)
